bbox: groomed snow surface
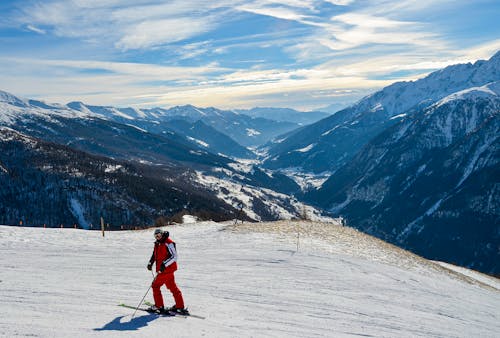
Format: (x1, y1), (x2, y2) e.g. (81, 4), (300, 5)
(1, 221), (499, 337)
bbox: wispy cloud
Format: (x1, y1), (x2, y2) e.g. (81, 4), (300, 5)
(322, 13), (444, 51)
(26, 25), (46, 34)
(115, 17), (215, 50)
(237, 4), (310, 21)
(18, 1), (236, 50)
(366, 0), (460, 16)
(1, 1), (499, 109)
(461, 39), (500, 61)
(323, 0), (354, 5)
(0, 54), (387, 108)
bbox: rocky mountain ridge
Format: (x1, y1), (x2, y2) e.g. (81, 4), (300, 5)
(306, 81), (500, 274)
(263, 51), (500, 174)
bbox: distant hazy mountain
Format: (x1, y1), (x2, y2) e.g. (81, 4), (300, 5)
(235, 107), (330, 125)
(263, 52), (500, 173)
(317, 102), (351, 114)
(162, 105), (298, 147)
(307, 82), (500, 274)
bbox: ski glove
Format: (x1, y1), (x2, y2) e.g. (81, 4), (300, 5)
(159, 263), (165, 273)
(147, 262), (153, 271)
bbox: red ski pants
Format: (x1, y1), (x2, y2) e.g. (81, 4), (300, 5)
(152, 272), (184, 309)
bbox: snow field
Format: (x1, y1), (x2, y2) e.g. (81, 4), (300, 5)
(0, 221), (499, 337)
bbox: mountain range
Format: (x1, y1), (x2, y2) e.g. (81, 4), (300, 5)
(263, 51), (500, 174)
(0, 93), (314, 227)
(68, 102), (312, 150)
(276, 52), (498, 274)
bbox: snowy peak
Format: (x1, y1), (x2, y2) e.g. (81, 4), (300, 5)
(0, 90), (93, 125)
(66, 101), (93, 113)
(166, 104), (208, 119)
(434, 81), (500, 108)
(0, 90), (70, 112)
(354, 51), (500, 118)
(263, 51), (500, 173)
(0, 90), (29, 107)
(67, 102), (141, 120)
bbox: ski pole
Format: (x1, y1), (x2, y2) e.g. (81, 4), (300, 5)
(131, 274), (157, 319)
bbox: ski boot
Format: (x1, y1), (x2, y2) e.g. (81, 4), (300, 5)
(146, 305), (166, 314)
(167, 305), (190, 315)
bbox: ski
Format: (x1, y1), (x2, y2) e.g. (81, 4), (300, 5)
(118, 303), (175, 316)
(144, 301), (205, 319)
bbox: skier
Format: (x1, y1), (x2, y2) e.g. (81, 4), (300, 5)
(146, 228), (188, 315)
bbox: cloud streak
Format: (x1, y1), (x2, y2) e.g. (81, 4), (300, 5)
(0, 0), (499, 110)
(115, 17), (216, 50)
(26, 25), (46, 34)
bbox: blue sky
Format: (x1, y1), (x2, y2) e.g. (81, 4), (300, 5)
(0, 0), (499, 111)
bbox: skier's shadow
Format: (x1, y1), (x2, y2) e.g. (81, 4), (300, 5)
(94, 313), (158, 331)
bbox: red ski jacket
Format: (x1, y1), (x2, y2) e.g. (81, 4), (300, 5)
(149, 235), (178, 274)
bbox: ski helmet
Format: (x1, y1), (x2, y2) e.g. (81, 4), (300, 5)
(154, 228), (163, 236)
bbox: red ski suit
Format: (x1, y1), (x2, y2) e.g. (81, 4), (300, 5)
(149, 235), (184, 309)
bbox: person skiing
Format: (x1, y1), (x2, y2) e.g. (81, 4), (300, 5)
(146, 228), (188, 315)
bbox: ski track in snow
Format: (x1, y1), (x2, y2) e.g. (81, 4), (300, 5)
(0, 221), (499, 337)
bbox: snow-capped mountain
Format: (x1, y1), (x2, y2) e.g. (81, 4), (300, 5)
(263, 51), (500, 173)
(67, 102), (256, 159)
(307, 81), (500, 274)
(0, 90), (90, 124)
(0, 93), (231, 169)
(69, 102), (299, 149)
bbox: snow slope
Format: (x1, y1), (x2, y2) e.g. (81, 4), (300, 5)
(1, 221), (499, 337)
